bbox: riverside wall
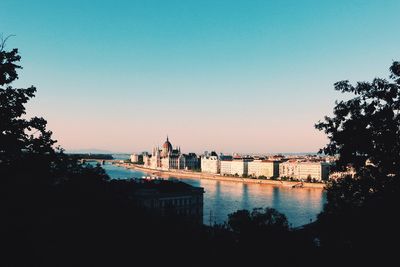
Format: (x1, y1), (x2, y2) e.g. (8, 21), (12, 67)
(116, 163), (326, 189)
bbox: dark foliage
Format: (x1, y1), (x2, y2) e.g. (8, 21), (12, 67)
(315, 61), (400, 257)
(227, 208), (290, 249)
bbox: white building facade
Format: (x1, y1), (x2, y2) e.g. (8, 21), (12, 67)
(279, 161), (331, 181)
(247, 160), (279, 178)
(130, 154), (140, 163)
(220, 160), (248, 177)
(231, 160), (248, 176)
(201, 156), (220, 174)
(220, 160), (232, 176)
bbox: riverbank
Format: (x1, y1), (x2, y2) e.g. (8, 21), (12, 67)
(115, 163), (326, 189)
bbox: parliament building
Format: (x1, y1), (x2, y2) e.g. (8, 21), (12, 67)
(143, 137), (198, 171)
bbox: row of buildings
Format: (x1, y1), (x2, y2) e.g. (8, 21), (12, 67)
(201, 155), (331, 181)
(131, 137), (333, 182)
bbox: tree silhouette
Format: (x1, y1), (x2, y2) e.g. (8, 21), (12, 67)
(228, 207), (288, 233)
(0, 36), (108, 185)
(1, 36), (56, 182)
(315, 61), (400, 253)
(0, 38), (113, 266)
(227, 207), (290, 254)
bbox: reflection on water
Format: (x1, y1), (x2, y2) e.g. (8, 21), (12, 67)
(100, 163), (145, 179)
(101, 163), (326, 227)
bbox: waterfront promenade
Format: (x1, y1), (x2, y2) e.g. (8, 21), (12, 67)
(115, 163), (326, 189)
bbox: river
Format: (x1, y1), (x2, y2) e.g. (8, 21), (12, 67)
(101, 162), (326, 227)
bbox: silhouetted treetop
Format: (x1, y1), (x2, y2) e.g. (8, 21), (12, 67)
(0, 39), (106, 184)
(0, 36), (21, 86)
(228, 207), (289, 234)
(316, 61), (400, 177)
(390, 61), (400, 80)
(315, 61), (400, 253)
(0, 40), (56, 174)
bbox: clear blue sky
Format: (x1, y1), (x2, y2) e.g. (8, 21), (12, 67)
(1, 0), (399, 153)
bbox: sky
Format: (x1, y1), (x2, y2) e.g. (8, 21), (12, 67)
(1, 0), (399, 154)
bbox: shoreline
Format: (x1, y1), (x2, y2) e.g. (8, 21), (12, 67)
(115, 163), (326, 190)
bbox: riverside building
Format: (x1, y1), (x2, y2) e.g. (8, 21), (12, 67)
(200, 155), (220, 174)
(130, 153), (143, 163)
(132, 179), (204, 223)
(247, 160), (280, 178)
(220, 158), (250, 177)
(279, 161), (331, 181)
(220, 159), (232, 176)
(142, 137), (198, 171)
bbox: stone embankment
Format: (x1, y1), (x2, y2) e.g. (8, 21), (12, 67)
(115, 163), (326, 189)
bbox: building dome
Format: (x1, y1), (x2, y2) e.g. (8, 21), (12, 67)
(162, 136), (173, 154)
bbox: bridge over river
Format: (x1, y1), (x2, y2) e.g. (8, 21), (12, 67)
(79, 159), (121, 164)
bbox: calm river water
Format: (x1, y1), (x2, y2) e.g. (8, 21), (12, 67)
(101, 163), (326, 227)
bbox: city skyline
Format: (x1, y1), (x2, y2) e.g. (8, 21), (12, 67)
(1, 0), (399, 153)
(69, 135), (326, 155)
